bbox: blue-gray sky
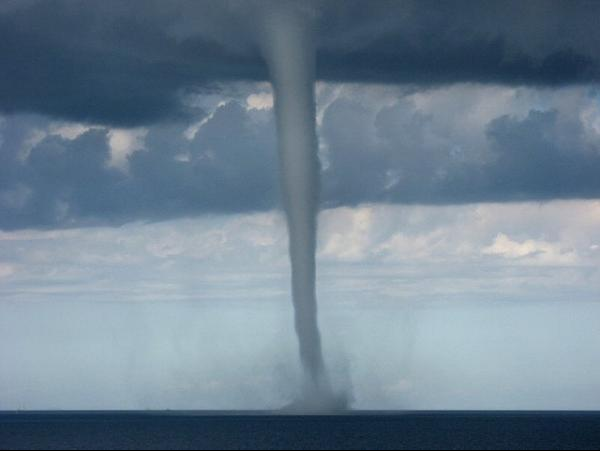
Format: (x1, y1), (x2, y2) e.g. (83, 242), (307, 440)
(2, 202), (600, 409)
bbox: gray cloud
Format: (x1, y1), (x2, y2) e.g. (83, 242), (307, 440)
(1, 0), (599, 125)
(2, 0), (600, 229)
(321, 91), (600, 206)
(480, 110), (599, 201)
(2, 86), (600, 230)
(127, 102), (278, 218)
(0, 102), (278, 230)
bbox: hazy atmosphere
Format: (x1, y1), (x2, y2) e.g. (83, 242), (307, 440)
(1, 0), (600, 411)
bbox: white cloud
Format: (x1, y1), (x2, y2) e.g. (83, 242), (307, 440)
(482, 233), (578, 265)
(315, 83), (344, 126)
(246, 92), (273, 111)
(184, 101), (228, 140)
(580, 93), (600, 146)
(107, 128), (148, 171)
(17, 121), (97, 162)
(49, 122), (94, 140)
(2, 201), (600, 273)
(319, 207), (374, 261)
(19, 128), (46, 161)
(316, 201), (600, 267)
(1, 201), (600, 305)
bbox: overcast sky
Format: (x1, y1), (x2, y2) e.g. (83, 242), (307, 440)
(1, 0), (600, 410)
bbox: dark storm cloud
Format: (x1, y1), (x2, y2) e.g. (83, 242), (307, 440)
(482, 110), (600, 201)
(2, 93), (600, 229)
(1, 0), (600, 229)
(0, 103), (278, 230)
(0, 0), (264, 125)
(316, 0), (600, 86)
(320, 95), (600, 207)
(1, 0), (599, 125)
(126, 102), (278, 219)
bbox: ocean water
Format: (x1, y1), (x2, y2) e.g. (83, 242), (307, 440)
(1, 411), (600, 450)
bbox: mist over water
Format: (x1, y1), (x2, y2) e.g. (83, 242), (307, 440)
(261, 4), (343, 409)
(3, 294), (600, 411)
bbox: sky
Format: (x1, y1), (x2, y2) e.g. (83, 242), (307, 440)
(1, 0), (600, 410)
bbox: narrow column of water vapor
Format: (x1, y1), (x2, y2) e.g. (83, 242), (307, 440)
(261, 5), (329, 399)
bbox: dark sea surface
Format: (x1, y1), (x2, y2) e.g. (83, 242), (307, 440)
(1, 411), (600, 450)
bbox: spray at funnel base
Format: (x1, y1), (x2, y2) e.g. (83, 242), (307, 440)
(261, 4), (343, 408)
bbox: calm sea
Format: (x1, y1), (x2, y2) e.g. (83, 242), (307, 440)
(1, 411), (600, 450)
